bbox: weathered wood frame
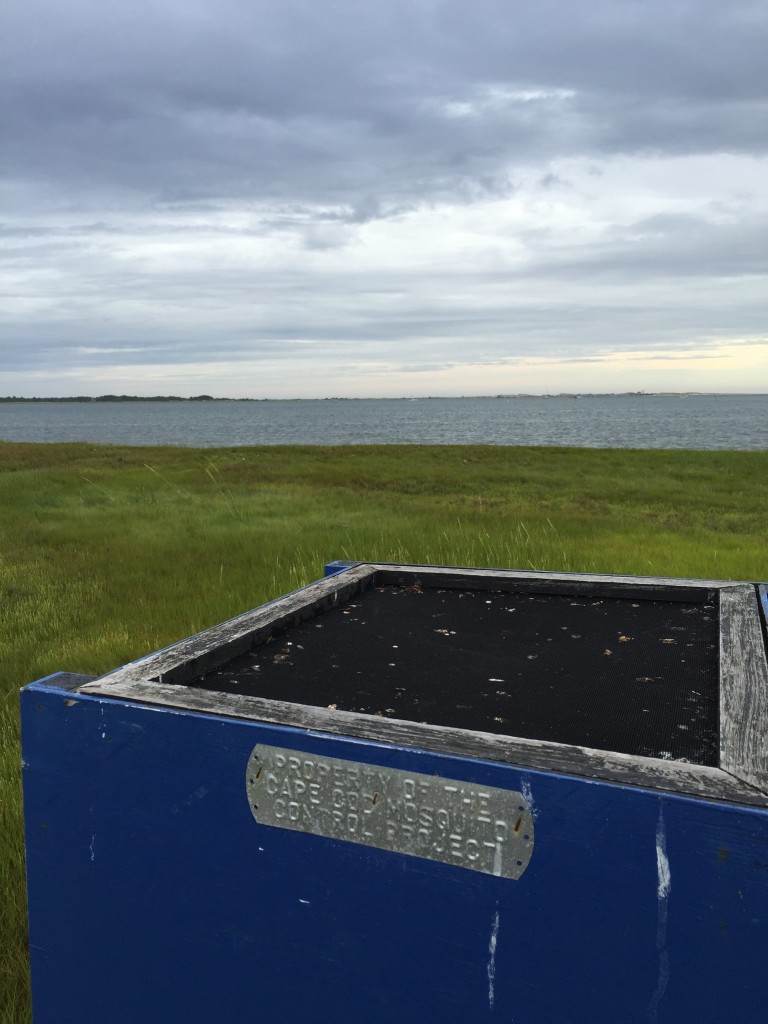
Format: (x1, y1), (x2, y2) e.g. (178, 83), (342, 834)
(78, 562), (768, 807)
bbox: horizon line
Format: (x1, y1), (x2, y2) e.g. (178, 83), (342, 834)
(1, 391), (766, 403)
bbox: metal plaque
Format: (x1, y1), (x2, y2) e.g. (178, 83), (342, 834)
(246, 744), (535, 879)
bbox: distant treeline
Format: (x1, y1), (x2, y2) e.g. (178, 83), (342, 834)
(0, 392), (725, 404)
(0, 395), (217, 403)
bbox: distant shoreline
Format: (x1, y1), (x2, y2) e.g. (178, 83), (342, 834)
(1, 392), (763, 404)
(1, 393), (763, 451)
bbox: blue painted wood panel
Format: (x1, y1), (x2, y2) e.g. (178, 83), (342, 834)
(22, 675), (768, 1023)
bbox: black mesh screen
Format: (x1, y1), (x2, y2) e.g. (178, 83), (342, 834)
(197, 584), (719, 765)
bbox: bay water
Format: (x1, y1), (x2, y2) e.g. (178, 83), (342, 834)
(0, 394), (764, 449)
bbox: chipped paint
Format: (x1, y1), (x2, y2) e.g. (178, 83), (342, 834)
(648, 803), (671, 1021)
(656, 811), (671, 901)
(520, 777), (539, 820)
(487, 907), (500, 1011)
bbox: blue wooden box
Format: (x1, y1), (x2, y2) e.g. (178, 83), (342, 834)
(21, 563), (768, 1023)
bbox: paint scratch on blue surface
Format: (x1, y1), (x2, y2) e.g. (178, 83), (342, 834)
(520, 777), (538, 820)
(487, 907), (500, 1012)
(648, 802), (671, 1022)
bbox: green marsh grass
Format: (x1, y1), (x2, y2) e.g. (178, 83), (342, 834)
(1, 441), (767, 1020)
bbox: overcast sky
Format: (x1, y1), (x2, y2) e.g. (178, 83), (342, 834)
(2, 0), (766, 397)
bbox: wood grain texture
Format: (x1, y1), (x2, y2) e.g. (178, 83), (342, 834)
(374, 567), (714, 603)
(71, 676), (768, 807)
(79, 563), (376, 691)
(76, 564), (768, 805)
(720, 585), (768, 793)
(366, 565), (745, 598)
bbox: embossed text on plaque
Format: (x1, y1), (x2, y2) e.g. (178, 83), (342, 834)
(246, 745), (534, 879)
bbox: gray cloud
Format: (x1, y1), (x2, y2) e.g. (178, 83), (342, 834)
(1, 0), (766, 395)
(5, 0), (766, 208)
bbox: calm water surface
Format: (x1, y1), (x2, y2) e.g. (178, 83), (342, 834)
(0, 395), (765, 449)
